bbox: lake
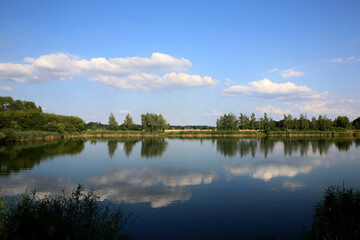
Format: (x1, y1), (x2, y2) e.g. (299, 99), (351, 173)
(1, 137), (360, 239)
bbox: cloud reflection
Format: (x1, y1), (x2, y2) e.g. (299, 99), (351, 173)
(0, 167), (217, 208)
(88, 168), (216, 207)
(223, 159), (323, 181)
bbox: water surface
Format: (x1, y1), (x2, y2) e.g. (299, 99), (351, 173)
(1, 138), (360, 239)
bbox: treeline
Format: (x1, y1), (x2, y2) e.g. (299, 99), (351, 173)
(0, 96), (85, 133)
(217, 112), (360, 132)
(103, 112), (168, 132)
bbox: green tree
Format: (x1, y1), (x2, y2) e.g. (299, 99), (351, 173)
(107, 113), (118, 130)
(238, 113), (250, 129)
(317, 114), (332, 131)
(123, 113), (135, 130)
(299, 113), (310, 131)
(141, 113), (168, 132)
(250, 113), (256, 129)
(334, 116), (351, 129)
(310, 116), (318, 130)
(216, 113), (238, 130)
(353, 117), (360, 130)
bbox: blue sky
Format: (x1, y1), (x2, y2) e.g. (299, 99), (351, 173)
(0, 0), (359, 125)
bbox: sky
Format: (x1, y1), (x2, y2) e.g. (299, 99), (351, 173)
(0, 0), (360, 125)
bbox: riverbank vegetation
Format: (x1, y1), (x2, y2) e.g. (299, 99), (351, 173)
(0, 184), (132, 240)
(1, 96), (360, 142)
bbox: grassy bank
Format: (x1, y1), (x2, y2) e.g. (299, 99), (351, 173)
(1, 129), (360, 142)
(267, 130), (356, 137)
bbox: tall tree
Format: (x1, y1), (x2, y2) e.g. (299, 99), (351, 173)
(250, 113), (256, 129)
(299, 113), (310, 131)
(107, 113), (118, 130)
(310, 116), (318, 130)
(123, 113), (134, 130)
(239, 113), (250, 129)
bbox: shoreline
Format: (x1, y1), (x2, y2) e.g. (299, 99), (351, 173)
(1, 130), (360, 142)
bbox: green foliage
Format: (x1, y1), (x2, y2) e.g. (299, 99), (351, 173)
(141, 113), (168, 132)
(123, 114), (135, 130)
(334, 116), (351, 129)
(45, 122), (65, 133)
(0, 97), (85, 133)
(0, 96), (41, 112)
(107, 113), (119, 130)
(216, 113), (239, 130)
(0, 184), (132, 240)
(238, 113), (250, 129)
(0, 109), (85, 133)
(86, 121), (108, 130)
(306, 185), (360, 240)
(353, 117), (360, 130)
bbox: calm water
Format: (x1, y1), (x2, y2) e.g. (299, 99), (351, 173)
(1, 138), (360, 239)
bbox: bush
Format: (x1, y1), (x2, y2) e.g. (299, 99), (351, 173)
(0, 184), (132, 240)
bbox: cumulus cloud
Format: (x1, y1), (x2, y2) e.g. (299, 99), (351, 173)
(223, 78), (319, 100)
(204, 109), (223, 116)
(0, 85), (13, 91)
(0, 52), (218, 91)
(255, 105), (294, 115)
(281, 69), (305, 78)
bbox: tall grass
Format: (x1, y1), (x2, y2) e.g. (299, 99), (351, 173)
(303, 184), (360, 239)
(0, 184), (132, 240)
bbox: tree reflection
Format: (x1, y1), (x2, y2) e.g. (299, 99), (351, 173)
(239, 140), (257, 158)
(107, 140), (118, 158)
(333, 138), (353, 151)
(215, 138), (355, 158)
(141, 138), (168, 158)
(123, 140), (139, 157)
(216, 138), (239, 157)
(0, 140), (85, 176)
(258, 138), (275, 158)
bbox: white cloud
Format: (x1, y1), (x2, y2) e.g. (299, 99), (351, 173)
(204, 109), (223, 116)
(0, 85), (13, 91)
(347, 56), (355, 62)
(118, 110), (131, 114)
(0, 52), (218, 91)
(255, 105), (294, 115)
(292, 99), (360, 118)
(326, 58), (343, 63)
(223, 78), (319, 100)
(269, 68), (279, 73)
(281, 69), (305, 78)
(347, 56), (360, 62)
(224, 78), (236, 86)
